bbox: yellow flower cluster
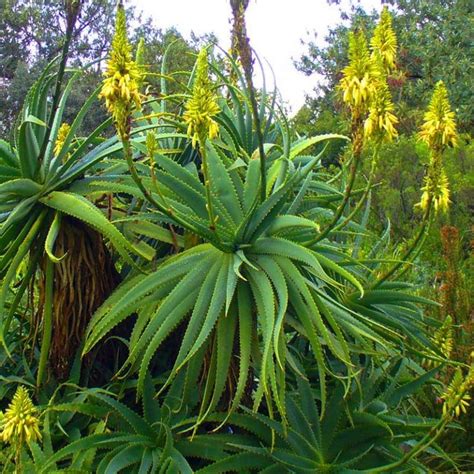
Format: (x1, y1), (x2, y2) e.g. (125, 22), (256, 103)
(364, 80), (398, 142)
(419, 167), (451, 213)
(99, 4), (141, 140)
(339, 31), (379, 114)
(370, 7), (397, 74)
(442, 364), (474, 418)
(54, 122), (71, 157)
(417, 81), (458, 213)
(146, 131), (157, 157)
(435, 315), (454, 359)
(419, 81), (458, 151)
(0, 386), (41, 445)
(184, 48), (220, 148)
(340, 9), (398, 144)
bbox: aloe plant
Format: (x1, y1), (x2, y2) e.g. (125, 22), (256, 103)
(0, 64), (152, 382)
(34, 383), (194, 473)
(78, 47), (444, 429)
(216, 360), (452, 473)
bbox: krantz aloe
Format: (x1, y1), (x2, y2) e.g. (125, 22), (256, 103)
(0, 1), (468, 472)
(81, 2), (443, 436)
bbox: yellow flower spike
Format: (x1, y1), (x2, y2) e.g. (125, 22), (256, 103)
(442, 365), (474, 418)
(436, 315), (454, 360)
(417, 82), (457, 213)
(183, 48), (220, 149)
(419, 81), (458, 152)
(54, 122), (71, 158)
(364, 79), (398, 142)
(370, 7), (397, 74)
(425, 315), (454, 368)
(0, 386), (41, 446)
(146, 131), (157, 158)
(419, 167), (451, 213)
(135, 37), (145, 68)
(339, 31), (380, 116)
(99, 2), (141, 140)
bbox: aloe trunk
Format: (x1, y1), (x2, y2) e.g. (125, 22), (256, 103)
(38, 218), (120, 381)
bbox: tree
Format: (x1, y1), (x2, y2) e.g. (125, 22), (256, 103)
(296, 0), (474, 132)
(0, 0), (119, 136)
(0, 0), (210, 137)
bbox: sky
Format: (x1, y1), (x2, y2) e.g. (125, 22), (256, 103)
(132, 0), (382, 114)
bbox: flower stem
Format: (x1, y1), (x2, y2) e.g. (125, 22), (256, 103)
(123, 139), (227, 252)
(373, 198), (432, 287)
(38, 3), (80, 171)
(230, 0), (267, 202)
(330, 144), (380, 235)
(199, 139), (218, 231)
(37, 257), (54, 387)
(306, 122), (364, 246)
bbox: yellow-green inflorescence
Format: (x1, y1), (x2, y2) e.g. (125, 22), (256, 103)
(339, 8), (398, 144)
(370, 7), (397, 74)
(364, 79), (398, 142)
(419, 167), (451, 213)
(365, 7), (399, 142)
(418, 81), (458, 213)
(99, 2), (141, 140)
(0, 386), (41, 446)
(184, 48), (220, 149)
(419, 81), (458, 151)
(135, 37), (146, 90)
(442, 362), (474, 418)
(425, 315), (453, 368)
(54, 122), (71, 158)
(339, 31), (379, 117)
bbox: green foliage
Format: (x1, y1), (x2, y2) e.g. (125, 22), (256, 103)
(295, 2), (473, 466)
(230, 361), (448, 472)
(1, 2), (471, 472)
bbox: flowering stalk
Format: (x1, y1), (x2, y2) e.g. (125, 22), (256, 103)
(370, 7), (397, 75)
(0, 386), (41, 469)
(424, 315), (453, 368)
(309, 10), (400, 247)
(373, 197), (432, 287)
(375, 81), (458, 286)
(340, 9), (398, 233)
(308, 28), (389, 246)
(370, 361), (473, 472)
(146, 131), (168, 206)
(230, 0), (267, 202)
(99, 1), (141, 142)
(38, 0), (82, 172)
(99, 4), (217, 250)
(330, 143), (380, 235)
(418, 81), (458, 213)
(184, 48), (220, 231)
(135, 37), (146, 91)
